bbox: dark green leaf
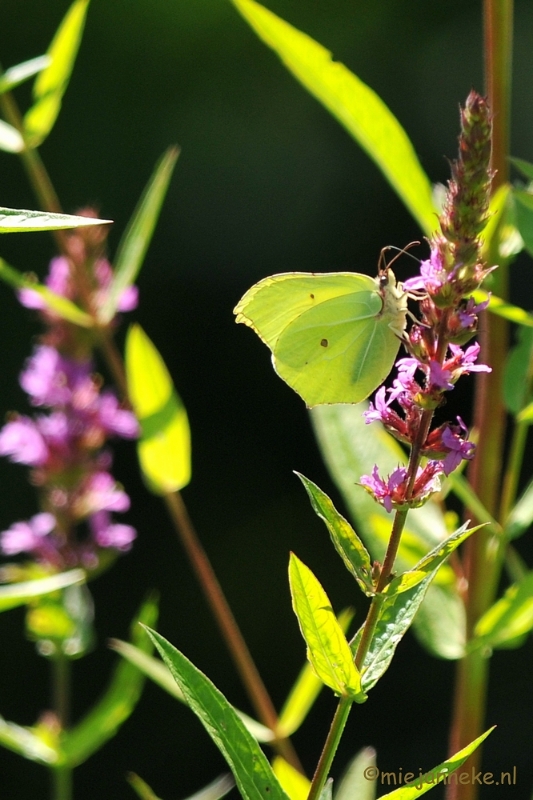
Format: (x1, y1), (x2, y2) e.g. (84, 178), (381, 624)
(61, 594), (158, 766)
(144, 627), (291, 800)
(99, 147), (179, 324)
(296, 473), (373, 595)
(510, 157), (533, 182)
(503, 326), (533, 415)
(513, 189), (533, 258)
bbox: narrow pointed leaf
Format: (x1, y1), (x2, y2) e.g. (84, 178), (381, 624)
(383, 522), (482, 596)
(511, 156), (533, 181)
(277, 607), (353, 736)
(183, 775), (234, 800)
(99, 146), (179, 324)
(231, 0), (437, 234)
(0, 206), (111, 233)
(505, 477), (533, 540)
(144, 627), (291, 800)
(379, 728), (494, 799)
(503, 326), (533, 414)
(61, 595), (158, 766)
(127, 773), (162, 800)
(472, 289), (533, 328)
(474, 570), (533, 648)
(0, 569), (85, 612)
(0, 56), (51, 94)
(0, 120), (24, 153)
(273, 757), (310, 800)
(336, 747), (377, 800)
(289, 553), (364, 700)
(24, 0), (90, 147)
(445, 472), (500, 535)
(109, 638), (275, 743)
(296, 473), (373, 595)
(125, 324), (191, 494)
(0, 716), (59, 764)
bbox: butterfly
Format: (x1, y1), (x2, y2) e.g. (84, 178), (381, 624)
(234, 260), (409, 407)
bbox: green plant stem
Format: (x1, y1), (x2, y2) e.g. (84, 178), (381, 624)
(307, 698), (352, 800)
(499, 420), (528, 523)
(446, 2), (513, 798)
(163, 491), (303, 773)
(51, 652), (72, 800)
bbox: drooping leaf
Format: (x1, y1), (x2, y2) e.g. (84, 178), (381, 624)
(336, 747), (377, 800)
(473, 571), (533, 649)
(24, 0), (90, 147)
(383, 522), (482, 597)
(503, 326), (533, 415)
(0, 206), (111, 233)
(272, 757), (310, 800)
(277, 607), (353, 736)
(505, 477), (533, 540)
(289, 554), (365, 701)
(109, 638), (275, 743)
(61, 594), (158, 766)
(0, 258), (93, 326)
(144, 627), (291, 800)
(0, 55), (51, 94)
(296, 473), (373, 595)
(0, 120), (24, 153)
(310, 403), (465, 659)
(99, 146), (179, 324)
(230, 0), (437, 234)
(125, 324), (191, 494)
(379, 728), (494, 799)
(0, 569), (85, 612)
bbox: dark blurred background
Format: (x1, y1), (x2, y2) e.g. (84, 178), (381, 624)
(1, 1), (533, 798)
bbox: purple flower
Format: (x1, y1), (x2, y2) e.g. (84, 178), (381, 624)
(429, 360), (455, 391)
(82, 472), (130, 514)
(0, 512), (55, 556)
(98, 393), (139, 438)
(403, 250), (455, 294)
(89, 511), (136, 550)
(458, 296), (490, 328)
(441, 418), (475, 475)
(0, 417), (48, 465)
(360, 465), (407, 513)
(448, 342), (491, 375)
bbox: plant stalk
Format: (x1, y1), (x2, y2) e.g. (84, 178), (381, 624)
(51, 652), (72, 800)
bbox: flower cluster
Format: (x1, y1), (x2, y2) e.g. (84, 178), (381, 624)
(360, 91), (493, 513)
(0, 214), (139, 570)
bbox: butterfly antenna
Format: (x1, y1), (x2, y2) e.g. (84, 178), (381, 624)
(378, 241), (421, 273)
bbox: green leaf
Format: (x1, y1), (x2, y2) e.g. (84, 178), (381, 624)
(472, 289), (533, 328)
(125, 324), (191, 494)
(144, 627), (291, 800)
(231, 0), (436, 234)
(383, 522), (482, 597)
(336, 747), (377, 800)
(289, 553), (365, 700)
(0, 569), (85, 612)
(109, 639), (275, 743)
(0, 120), (24, 153)
(99, 146), (179, 324)
(0, 257), (93, 327)
(379, 728), (494, 798)
(0, 716), (59, 765)
(474, 570), (533, 649)
(0, 56), (51, 94)
(511, 156), (533, 182)
(296, 473), (373, 595)
(505, 477), (533, 540)
(127, 773), (234, 800)
(445, 471), (501, 536)
(277, 607), (353, 736)
(61, 594), (158, 766)
(272, 757), (310, 800)
(310, 403), (465, 659)
(503, 325), (533, 415)
(127, 773), (163, 800)
(513, 189), (533, 258)
(0, 206), (111, 233)
(24, 0), (90, 147)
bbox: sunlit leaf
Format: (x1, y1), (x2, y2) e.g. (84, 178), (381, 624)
(289, 553), (365, 700)
(0, 716), (59, 765)
(24, 0), (90, 147)
(109, 639), (275, 743)
(296, 473), (373, 595)
(505, 477), (533, 540)
(474, 571), (533, 649)
(0, 55), (51, 94)
(144, 627), (291, 800)
(0, 206), (111, 233)
(231, 0), (437, 234)
(336, 747), (377, 800)
(471, 289), (533, 328)
(272, 757), (310, 800)
(277, 607), (353, 736)
(125, 324), (191, 494)
(503, 326), (533, 415)
(99, 146), (179, 324)
(0, 569), (85, 612)
(61, 594), (158, 766)
(0, 258), (93, 327)
(445, 471), (500, 536)
(379, 729), (494, 798)
(0, 120), (24, 153)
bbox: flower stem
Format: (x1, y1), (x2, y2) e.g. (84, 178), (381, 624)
(51, 652), (72, 800)
(307, 698), (352, 800)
